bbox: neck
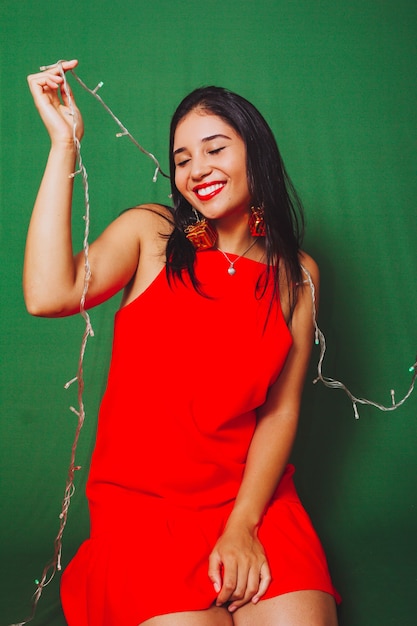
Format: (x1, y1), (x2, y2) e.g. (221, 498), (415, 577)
(215, 223), (254, 255)
(210, 207), (254, 253)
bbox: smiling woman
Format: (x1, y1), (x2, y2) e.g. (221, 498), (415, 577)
(24, 65), (339, 626)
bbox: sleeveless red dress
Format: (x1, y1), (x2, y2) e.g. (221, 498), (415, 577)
(61, 250), (339, 625)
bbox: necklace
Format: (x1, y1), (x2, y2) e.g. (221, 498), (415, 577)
(217, 239), (257, 275)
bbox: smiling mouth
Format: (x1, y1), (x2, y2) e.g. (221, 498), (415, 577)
(193, 182), (225, 201)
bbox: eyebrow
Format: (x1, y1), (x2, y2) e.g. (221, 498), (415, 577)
(173, 134), (232, 156)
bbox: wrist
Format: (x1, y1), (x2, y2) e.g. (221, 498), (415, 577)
(50, 138), (78, 152)
(47, 142), (78, 172)
(224, 508), (262, 535)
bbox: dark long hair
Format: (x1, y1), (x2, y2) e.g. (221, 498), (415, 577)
(165, 86), (304, 316)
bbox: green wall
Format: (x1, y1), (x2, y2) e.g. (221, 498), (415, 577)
(1, 1), (416, 624)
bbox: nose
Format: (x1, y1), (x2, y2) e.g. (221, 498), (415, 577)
(190, 155), (212, 181)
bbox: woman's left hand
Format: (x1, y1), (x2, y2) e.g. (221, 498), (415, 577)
(208, 524), (271, 612)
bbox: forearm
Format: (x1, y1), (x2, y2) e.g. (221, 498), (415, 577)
(23, 142), (79, 315)
(226, 410), (299, 532)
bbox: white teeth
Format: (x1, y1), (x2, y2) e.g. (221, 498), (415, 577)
(196, 183), (224, 197)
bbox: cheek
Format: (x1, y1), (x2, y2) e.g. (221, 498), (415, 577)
(174, 169), (186, 194)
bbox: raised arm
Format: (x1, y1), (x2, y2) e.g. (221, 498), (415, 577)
(24, 61), (170, 317)
(208, 252), (320, 612)
(24, 60), (86, 315)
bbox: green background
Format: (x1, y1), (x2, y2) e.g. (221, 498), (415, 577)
(1, 1), (416, 624)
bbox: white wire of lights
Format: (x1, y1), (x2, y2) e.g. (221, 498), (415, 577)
(301, 265), (417, 419)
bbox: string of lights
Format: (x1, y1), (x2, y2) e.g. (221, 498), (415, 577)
(69, 69), (170, 182)
(11, 61), (416, 624)
(10, 61), (94, 626)
(301, 266), (417, 419)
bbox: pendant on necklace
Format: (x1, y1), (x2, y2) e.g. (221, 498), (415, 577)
(217, 239), (257, 276)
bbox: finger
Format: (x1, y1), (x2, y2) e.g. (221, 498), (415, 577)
(251, 561), (271, 604)
(60, 79), (77, 109)
(228, 564), (261, 612)
(60, 59), (78, 71)
(42, 76), (64, 91)
(208, 553), (223, 595)
(39, 59), (78, 72)
(27, 72), (62, 90)
(228, 558), (251, 603)
(216, 561), (238, 606)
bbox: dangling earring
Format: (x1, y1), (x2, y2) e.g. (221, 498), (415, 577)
(248, 205), (266, 237)
(184, 209), (217, 250)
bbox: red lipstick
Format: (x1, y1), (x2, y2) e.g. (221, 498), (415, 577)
(193, 181), (226, 201)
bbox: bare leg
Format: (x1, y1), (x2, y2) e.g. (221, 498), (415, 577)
(140, 605), (234, 626)
(233, 590), (338, 626)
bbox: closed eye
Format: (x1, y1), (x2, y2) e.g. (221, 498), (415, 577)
(175, 146), (226, 167)
(208, 147), (225, 155)
(175, 158), (191, 167)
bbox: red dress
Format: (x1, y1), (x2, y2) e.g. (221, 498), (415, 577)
(61, 250), (339, 625)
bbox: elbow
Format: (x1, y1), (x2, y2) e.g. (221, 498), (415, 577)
(25, 302), (53, 317)
(23, 287), (68, 318)
(25, 299), (63, 318)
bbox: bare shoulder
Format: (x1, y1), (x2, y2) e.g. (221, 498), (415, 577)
(115, 204), (174, 307)
(87, 202), (174, 267)
(115, 202), (174, 238)
(95, 203), (174, 263)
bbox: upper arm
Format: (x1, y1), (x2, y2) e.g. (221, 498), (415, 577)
(67, 203), (172, 316)
(257, 252), (319, 422)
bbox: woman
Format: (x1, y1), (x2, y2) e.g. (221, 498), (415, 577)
(25, 59), (339, 625)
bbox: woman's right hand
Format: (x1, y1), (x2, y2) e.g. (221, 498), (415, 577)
(27, 59), (84, 145)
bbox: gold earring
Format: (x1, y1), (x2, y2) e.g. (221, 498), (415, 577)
(248, 205), (266, 237)
(184, 209), (217, 250)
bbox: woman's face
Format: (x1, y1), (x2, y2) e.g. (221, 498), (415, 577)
(173, 109), (252, 224)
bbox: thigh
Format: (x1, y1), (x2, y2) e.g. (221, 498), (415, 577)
(140, 605), (234, 626)
(233, 590), (338, 626)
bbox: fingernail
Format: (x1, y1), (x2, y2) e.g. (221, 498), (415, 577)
(213, 582), (220, 593)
